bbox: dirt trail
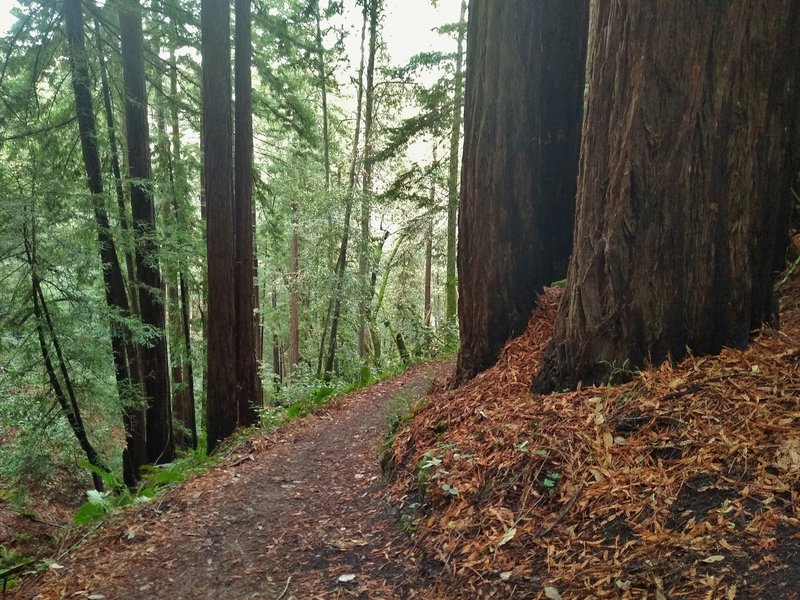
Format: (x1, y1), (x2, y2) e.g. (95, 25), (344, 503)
(19, 360), (452, 600)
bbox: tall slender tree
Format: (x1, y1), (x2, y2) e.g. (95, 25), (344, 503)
(203, 0), (238, 452)
(444, 0), (466, 346)
(234, 0), (261, 425)
(324, 2), (368, 380)
(534, 1), (800, 392)
(23, 221), (110, 492)
(168, 42), (198, 450)
(94, 17), (139, 318)
(119, 0), (174, 463)
(454, 0), (589, 384)
(64, 0), (145, 485)
(357, 0), (380, 360)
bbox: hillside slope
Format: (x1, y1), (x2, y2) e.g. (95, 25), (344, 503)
(387, 271), (800, 599)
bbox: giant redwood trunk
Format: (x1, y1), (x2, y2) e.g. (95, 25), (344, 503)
(534, 2), (800, 393)
(454, 0), (589, 384)
(202, 0), (238, 452)
(120, 0), (174, 463)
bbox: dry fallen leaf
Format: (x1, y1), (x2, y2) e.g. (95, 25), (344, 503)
(544, 586), (562, 600)
(497, 526), (517, 548)
(701, 555), (725, 563)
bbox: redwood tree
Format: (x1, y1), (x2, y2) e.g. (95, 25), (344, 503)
(64, 0), (145, 485)
(202, 0), (238, 452)
(534, 1), (800, 392)
(454, 0), (589, 384)
(120, 0), (174, 463)
(234, 0), (261, 425)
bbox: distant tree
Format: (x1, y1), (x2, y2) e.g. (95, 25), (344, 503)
(444, 0), (466, 346)
(234, 0), (261, 425)
(324, 2), (368, 380)
(357, 0), (381, 360)
(534, 2), (800, 392)
(454, 0), (589, 384)
(202, 0), (238, 452)
(119, 0), (174, 463)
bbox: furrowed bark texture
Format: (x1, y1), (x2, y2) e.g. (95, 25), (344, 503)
(202, 0), (238, 452)
(534, 1), (800, 392)
(455, 0), (589, 384)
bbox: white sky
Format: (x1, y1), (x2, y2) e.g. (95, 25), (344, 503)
(0, 0), (19, 35)
(383, 0), (462, 66)
(0, 0), (463, 68)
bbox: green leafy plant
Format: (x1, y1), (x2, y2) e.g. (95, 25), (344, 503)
(542, 471), (561, 491)
(73, 447), (216, 525)
(599, 359), (639, 386)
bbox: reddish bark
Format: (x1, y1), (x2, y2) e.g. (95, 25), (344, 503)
(534, 1), (800, 392)
(455, 0), (589, 384)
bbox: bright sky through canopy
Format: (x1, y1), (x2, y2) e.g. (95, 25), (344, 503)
(0, 0), (463, 66)
(0, 0), (20, 36)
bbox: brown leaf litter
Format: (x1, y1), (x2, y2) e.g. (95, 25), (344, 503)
(12, 268), (800, 599)
(386, 271), (800, 599)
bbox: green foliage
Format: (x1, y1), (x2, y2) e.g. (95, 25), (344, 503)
(542, 472), (561, 491)
(0, 0), (463, 507)
(379, 389), (424, 471)
(73, 489), (113, 525)
(599, 360), (640, 386)
(73, 448), (215, 525)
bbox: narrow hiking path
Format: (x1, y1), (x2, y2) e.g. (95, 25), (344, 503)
(18, 360), (453, 600)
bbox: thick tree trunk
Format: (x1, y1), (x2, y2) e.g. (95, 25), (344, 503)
(202, 0), (238, 452)
(444, 0), (466, 341)
(534, 1), (800, 392)
(234, 0), (261, 425)
(454, 0), (589, 385)
(64, 0), (145, 486)
(120, 0), (174, 464)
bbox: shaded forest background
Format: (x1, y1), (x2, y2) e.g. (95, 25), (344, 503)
(0, 0), (466, 493)
(1, 2), (799, 581)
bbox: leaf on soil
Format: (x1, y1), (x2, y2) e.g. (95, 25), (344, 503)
(497, 526), (516, 548)
(701, 555), (725, 563)
(544, 586), (562, 600)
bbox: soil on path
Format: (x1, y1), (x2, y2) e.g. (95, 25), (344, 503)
(18, 360), (453, 600)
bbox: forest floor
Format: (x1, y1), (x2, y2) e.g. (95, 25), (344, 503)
(13, 359), (454, 600)
(9, 268), (800, 600)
